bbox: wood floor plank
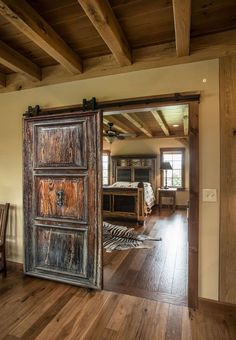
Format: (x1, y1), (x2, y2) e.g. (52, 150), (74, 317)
(36, 290), (112, 340)
(0, 269), (235, 340)
(79, 293), (121, 340)
(13, 286), (77, 340)
(165, 303), (183, 339)
(104, 210), (188, 304)
(9, 284), (72, 337)
(0, 279), (60, 337)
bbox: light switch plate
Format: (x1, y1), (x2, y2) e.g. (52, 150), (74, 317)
(203, 189), (217, 202)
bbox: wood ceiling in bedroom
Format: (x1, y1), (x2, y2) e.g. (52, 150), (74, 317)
(0, 0), (236, 93)
(103, 104), (189, 140)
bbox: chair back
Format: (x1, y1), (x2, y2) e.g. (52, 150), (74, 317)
(0, 203), (10, 247)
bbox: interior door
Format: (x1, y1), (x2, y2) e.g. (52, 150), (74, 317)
(23, 110), (102, 289)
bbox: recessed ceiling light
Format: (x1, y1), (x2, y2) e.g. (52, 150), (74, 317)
(173, 124), (179, 127)
(202, 78), (207, 83)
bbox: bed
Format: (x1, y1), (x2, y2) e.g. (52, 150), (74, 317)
(103, 155), (157, 224)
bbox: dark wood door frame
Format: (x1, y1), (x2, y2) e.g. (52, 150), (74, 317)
(37, 92), (199, 308)
(101, 95), (199, 309)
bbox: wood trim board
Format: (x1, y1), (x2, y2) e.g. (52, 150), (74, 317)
(219, 55), (236, 304)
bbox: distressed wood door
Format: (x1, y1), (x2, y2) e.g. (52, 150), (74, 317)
(23, 111), (102, 289)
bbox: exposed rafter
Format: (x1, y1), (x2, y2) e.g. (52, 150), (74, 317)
(151, 110), (170, 136)
(183, 108), (189, 136)
(130, 112), (152, 135)
(104, 116), (132, 134)
(122, 113), (152, 137)
(173, 0), (191, 57)
(0, 40), (41, 80)
(1, 29), (236, 94)
(0, 72), (6, 87)
(0, 0), (82, 74)
(78, 0), (132, 66)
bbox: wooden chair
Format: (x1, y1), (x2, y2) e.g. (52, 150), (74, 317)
(0, 203), (10, 277)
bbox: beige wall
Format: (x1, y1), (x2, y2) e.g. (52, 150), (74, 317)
(103, 138), (189, 206)
(0, 59), (219, 300)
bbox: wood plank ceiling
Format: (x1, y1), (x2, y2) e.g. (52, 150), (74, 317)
(103, 104), (189, 140)
(0, 0), (235, 92)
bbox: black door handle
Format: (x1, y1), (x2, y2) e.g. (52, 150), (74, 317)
(56, 190), (64, 207)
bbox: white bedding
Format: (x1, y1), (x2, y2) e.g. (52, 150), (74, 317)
(109, 181), (155, 213)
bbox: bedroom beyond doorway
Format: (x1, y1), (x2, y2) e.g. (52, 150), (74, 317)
(102, 103), (190, 306)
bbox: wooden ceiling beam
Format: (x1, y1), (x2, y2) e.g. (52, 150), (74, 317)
(1, 29), (236, 94)
(122, 113), (152, 137)
(0, 72), (6, 87)
(104, 116), (132, 134)
(129, 112), (152, 136)
(0, 0), (82, 74)
(173, 0), (191, 57)
(0, 40), (41, 80)
(151, 110), (170, 136)
(78, 0), (132, 66)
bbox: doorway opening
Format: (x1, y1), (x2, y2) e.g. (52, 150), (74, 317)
(101, 97), (199, 308)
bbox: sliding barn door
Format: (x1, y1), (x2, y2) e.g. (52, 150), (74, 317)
(23, 111), (102, 289)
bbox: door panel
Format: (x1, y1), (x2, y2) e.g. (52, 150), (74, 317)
(34, 121), (87, 169)
(23, 111), (102, 289)
(35, 175), (87, 222)
(35, 226), (86, 276)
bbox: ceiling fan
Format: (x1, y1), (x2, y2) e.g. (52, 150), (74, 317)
(103, 122), (136, 143)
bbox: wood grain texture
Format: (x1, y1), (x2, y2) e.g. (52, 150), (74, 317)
(36, 176), (86, 221)
(1, 263), (235, 339)
(78, 0), (132, 66)
(1, 28), (236, 94)
(0, 0), (82, 74)
(104, 106), (187, 138)
(0, 203), (10, 277)
(23, 111), (102, 289)
(103, 186), (145, 224)
(219, 55), (236, 304)
(0, 40), (41, 80)
(104, 210), (188, 306)
(0, 0), (234, 68)
(173, 0), (191, 56)
(121, 112), (152, 137)
(35, 122), (86, 168)
(151, 110), (170, 136)
(188, 102), (199, 308)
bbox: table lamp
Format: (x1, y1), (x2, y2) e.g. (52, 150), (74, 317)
(160, 162), (172, 189)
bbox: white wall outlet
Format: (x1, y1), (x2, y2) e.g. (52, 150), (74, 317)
(203, 189), (217, 202)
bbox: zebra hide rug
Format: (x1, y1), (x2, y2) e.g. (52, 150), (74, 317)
(103, 222), (162, 252)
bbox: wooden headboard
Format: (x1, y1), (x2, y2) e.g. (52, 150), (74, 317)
(111, 155), (157, 193)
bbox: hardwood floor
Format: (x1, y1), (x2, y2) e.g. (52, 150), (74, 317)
(104, 209), (188, 305)
(0, 264), (236, 340)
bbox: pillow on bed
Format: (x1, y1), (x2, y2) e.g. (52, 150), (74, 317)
(111, 182), (132, 187)
(111, 181), (152, 188)
(132, 182), (151, 187)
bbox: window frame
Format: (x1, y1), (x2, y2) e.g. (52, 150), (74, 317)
(102, 150), (110, 186)
(160, 147), (185, 190)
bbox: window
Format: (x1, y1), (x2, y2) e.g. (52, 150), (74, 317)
(102, 151), (110, 185)
(160, 148), (185, 189)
